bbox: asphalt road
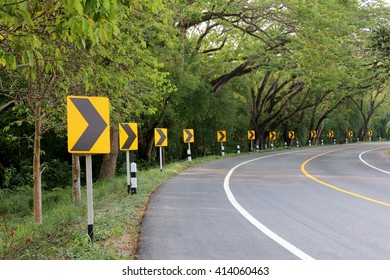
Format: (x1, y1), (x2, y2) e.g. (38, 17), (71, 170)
(138, 142), (390, 260)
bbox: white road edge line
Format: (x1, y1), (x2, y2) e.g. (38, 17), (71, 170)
(359, 146), (390, 175)
(223, 151), (315, 260)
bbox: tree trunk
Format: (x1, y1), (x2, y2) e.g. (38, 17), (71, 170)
(72, 154), (81, 204)
(33, 107), (42, 225)
(361, 115), (369, 141)
(307, 103), (317, 145)
(99, 124), (119, 179)
(145, 129), (155, 162)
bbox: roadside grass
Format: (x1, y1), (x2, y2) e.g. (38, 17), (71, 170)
(0, 154), (229, 260)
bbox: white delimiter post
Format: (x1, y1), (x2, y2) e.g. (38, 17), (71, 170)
(187, 143), (192, 161)
(130, 162), (137, 194)
(86, 154), (94, 242)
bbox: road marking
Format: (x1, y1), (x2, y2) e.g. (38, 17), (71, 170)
(301, 150), (390, 207)
(223, 151), (315, 260)
(359, 146), (390, 175)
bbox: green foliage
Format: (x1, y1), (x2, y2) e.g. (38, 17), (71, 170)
(41, 160), (72, 190)
(0, 186), (33, 217)
(1, 166), (31, 189)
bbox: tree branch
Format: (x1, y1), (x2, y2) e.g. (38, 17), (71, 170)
(0, 100), (15, 112)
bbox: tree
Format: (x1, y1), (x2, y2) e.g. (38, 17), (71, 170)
(171, 0), (297, 91)
(349, 86), (388, 140)
(86, 0), (178, 173)
(246, 71), (308, 148)
(348, 4), (390, 140)
(0, 0), (118, 224)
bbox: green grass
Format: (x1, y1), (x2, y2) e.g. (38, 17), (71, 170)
(0, 155), (228, 260)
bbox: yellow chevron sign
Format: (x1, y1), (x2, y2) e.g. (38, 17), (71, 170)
(269, 131), (276, 141)
(217, 130), (227, 142)
(155, 128), (168, 147)
(67, 96), (110, 154)
(119, 123), (138, 151)
(183, 129), (194, 143)
(248, 130), (255, 140)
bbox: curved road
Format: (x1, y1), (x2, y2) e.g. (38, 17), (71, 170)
(138, 142), (390, 260)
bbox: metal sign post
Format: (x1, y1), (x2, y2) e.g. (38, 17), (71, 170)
(160, 146), (163, 172)
(86, 154), (94, 242)
(126, 150), (131, 194)
(67, 96), (110, 243)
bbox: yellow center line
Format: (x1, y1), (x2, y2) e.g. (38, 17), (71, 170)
(300, 150), (390, 207)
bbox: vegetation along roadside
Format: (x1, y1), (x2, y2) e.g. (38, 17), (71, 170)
(0, 155), (234, 260)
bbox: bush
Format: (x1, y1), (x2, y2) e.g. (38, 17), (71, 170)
(0, 186), (33, 217)
(1, 166), (31, 189)
(41, 160), (72, 190)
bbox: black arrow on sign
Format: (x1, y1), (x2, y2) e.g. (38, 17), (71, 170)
(289, 132), (294, 138)
(270, 132), (276, 140)
(156, 129), (167, 146)
(121, 124), (136, 149)
(218, 131), (226, 142)
(184, 129), (193, 143)
(249, 130), (255, 140)
(70, 98), (108, 152)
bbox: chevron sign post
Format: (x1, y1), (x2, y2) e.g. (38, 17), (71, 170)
(119, 123), (138, 194)
(217, 130), (226, 156)
(248, 130), (255, 151)
(67, 96), (110, 243)
(155, 128), (168, 171)
(183, 129), (194, 161)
